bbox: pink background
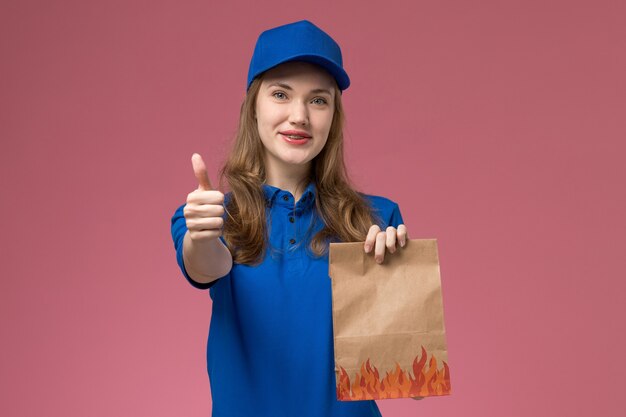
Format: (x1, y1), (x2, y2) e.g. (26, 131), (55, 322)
(1, 1), (624, 416)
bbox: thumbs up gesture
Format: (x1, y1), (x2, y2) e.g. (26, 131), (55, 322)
(183, 153), (225, 242)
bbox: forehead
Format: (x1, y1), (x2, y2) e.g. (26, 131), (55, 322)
(261, 61), (335, 90)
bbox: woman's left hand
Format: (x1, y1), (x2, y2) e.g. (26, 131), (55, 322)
(364, 224), (408, 264)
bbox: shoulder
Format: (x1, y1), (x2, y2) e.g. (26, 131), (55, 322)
(359, 192), (404, 228)
(360, 192), (399, 212)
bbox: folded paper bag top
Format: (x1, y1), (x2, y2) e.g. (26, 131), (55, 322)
(328, 238), (451, 401)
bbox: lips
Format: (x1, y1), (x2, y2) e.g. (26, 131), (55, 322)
(280, 134), (310, 145)
(279, 130), (312, 138)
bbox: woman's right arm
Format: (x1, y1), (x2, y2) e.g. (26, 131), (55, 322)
(180, 152), (233, 285)
(182, 228), (232, 284)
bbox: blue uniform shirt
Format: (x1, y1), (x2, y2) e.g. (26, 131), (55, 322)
(170, 181), (404, 417)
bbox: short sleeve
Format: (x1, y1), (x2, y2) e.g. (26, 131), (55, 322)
(363, 194), (405, 231)
(170, 203), (222, 290)
(388, 202), (405, 229)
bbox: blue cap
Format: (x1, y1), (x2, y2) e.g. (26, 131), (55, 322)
(247, 20), (350, 92)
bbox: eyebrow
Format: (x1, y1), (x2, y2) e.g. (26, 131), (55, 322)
(267, 82), (333, 96)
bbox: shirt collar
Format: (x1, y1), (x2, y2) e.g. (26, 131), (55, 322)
(262, 181), (317, 210)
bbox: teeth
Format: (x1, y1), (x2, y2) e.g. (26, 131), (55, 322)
(287, 135), (305, 139)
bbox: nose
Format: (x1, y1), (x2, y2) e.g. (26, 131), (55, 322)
(288, 100), (309, 126)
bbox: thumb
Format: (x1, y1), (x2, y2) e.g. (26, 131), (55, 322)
(191, 153), (213, 191)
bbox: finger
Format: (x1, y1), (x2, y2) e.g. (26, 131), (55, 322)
(189, 216), (224, 232)
(397, 224), (408, 247)
(374, 231), (387, 264)
(386, 226), (397, 253)
(364, 225), (381, 253)
(184, 200), (225, 217)
(191, 153), (213, 191)
(187, 188), (225, 205)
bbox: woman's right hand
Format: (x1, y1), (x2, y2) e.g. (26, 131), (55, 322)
(183, 153), (225, 243)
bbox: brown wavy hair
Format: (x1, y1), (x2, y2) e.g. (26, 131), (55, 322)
(217, 71), (383, 265)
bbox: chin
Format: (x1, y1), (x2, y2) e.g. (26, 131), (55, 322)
(279, 152), (315, 166)
(282, 158), (311, 166)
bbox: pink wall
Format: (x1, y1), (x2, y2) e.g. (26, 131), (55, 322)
(2, 1), (624, 416)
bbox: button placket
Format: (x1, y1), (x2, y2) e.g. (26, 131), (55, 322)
(289, 208), (297, 246)
(278, 193), (297, 246)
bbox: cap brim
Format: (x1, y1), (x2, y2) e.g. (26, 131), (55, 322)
(250, 54), (350, 92)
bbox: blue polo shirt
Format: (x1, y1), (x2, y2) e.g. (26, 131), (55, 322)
(170, 181), (404, 417)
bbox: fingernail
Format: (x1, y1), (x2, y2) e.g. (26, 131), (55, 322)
(364, 244), (370, 252)
(401, 240), (406, 247)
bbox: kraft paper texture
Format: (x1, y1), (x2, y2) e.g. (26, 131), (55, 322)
(328, 239), (451, 401)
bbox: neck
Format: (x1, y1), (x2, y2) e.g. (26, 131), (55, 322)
(264, 156), (311, 201)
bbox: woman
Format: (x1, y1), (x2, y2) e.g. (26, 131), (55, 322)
(170, 20), (416, 417)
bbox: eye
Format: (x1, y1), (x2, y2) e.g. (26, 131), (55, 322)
(312, 97), (328, 105)
(272, 91), (287, 100)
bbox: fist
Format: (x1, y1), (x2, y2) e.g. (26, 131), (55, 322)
(183, 153), (225, 242)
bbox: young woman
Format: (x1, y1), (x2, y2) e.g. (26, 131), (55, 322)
(170, 20), (418, 417)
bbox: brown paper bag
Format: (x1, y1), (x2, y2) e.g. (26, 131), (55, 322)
(328, 238), (451, 401)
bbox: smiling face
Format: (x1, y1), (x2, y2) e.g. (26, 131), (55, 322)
(255, 61), (336, 178)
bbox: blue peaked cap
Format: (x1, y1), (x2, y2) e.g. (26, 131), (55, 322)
(246, 20), (350, 93)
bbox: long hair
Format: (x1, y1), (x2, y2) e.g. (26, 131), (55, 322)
(218, 72), (383, 265)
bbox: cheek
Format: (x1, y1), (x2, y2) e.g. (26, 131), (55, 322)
(315, 114), (334, 138)
(319, 136), (330, 150)
(256, 115), (272, 135)
(257, 110), (282, 131)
